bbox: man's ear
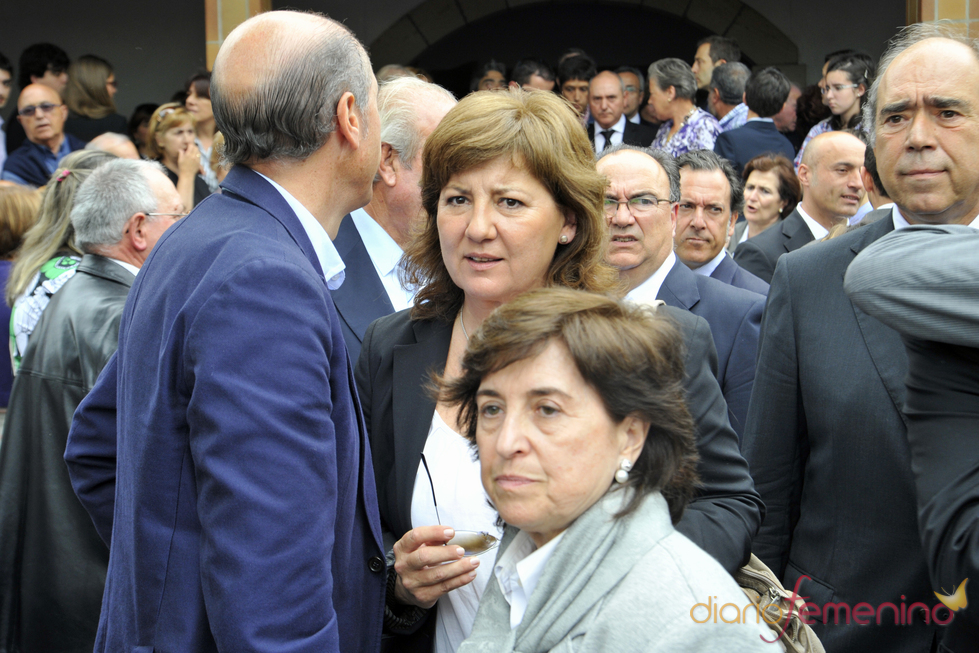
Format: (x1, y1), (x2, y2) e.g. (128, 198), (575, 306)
(377, 143), (398, 187)
(126, 213), (151, 252)
(798, 163), (811, 190)
(334, 91), (362, 151)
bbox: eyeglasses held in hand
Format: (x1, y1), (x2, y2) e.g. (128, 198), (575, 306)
(18, 102), (63, 118)
(419, 452), (498, 556)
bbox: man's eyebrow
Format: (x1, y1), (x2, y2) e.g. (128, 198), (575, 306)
(880, 100), (910, 116)
(927, 96), (970, 111)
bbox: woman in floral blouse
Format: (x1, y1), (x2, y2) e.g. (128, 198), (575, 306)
(647, 58), (720, 157)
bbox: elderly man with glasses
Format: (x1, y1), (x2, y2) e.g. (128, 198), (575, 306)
(1, 83), (83, 186)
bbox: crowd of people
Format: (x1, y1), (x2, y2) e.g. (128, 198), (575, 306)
(0, 11), (976, 653)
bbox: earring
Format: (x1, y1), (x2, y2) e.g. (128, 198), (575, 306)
(560, 235), (569, 244)
(615, 459), (632, 484)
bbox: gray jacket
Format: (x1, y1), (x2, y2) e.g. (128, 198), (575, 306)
(458, 491), (771, 653)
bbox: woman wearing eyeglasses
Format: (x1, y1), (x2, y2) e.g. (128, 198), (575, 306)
(63, 55), (127, 143)
(794, 53), (876, 170)
(146, 103), (211, 210)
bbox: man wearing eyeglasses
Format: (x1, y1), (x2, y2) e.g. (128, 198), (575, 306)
(1, 83), (82, 187)
(597, 143), (764, 442)
(0, 158), (182, 652)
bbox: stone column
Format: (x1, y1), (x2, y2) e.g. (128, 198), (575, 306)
(205, 0), (272, 70)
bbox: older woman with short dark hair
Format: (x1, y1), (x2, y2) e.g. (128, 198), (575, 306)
(443, 288), (770, 652)
(728, 153), (802, 254)
(647, 57), (720, 156)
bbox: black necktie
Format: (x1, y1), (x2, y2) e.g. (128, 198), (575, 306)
(601, 130), (616, 150)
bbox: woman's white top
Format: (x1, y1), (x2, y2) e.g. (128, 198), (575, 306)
(410, 410), (504, 653)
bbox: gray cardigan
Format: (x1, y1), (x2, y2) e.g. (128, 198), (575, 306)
(458, 491), (772, 652)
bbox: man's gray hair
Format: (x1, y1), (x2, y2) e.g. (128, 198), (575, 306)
(71, 159), (164, 252)
(616, 66), (646, 95)
(377, 76), (455, 179)
(864, 21), (979, 146)
(709, 62), (751, 106)
(647, 58), (698, 102)
(213, 14), (373, 164)
(675, 149), (744, 214)
(597, 144), (680, 203)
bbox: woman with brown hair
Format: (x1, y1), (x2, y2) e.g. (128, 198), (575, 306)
(356, 88), (618, 653)
(63, 55), (127, 142)
(441, 288), (770, 652)
(727, 153), (802, 254)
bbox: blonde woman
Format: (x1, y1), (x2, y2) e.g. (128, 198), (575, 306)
(146, 102), (211, 209)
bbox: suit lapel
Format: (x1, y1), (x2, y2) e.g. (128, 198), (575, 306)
(391, 318), (453, 533)
(847, 215), (909, 426)
(332, 215), (396, 343)
(781, 210), (814, 253)
(220, 166), (325, 280)
(710, 254), (736, 285)
(656, 259), (700, 311)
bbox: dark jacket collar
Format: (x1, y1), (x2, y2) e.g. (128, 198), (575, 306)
(657, 257), (700, 311)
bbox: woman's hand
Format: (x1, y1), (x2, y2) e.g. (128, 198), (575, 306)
(177, 143), (203, 178)
(392, 525), (480, 609)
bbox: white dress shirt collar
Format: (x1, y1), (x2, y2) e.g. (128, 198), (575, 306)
(628, 113), (640, 124)
(254, 171), (345, 289)
(892, 204), (979, 231)
(596, 114), (627, 150)
(106, 258), (140, 278)
(690, 248), (727, 277)
(494, 530), (565, 629)
(795, 204), (830, 241)
(349, 208), (414, 311)
(625, 251), (676, 306)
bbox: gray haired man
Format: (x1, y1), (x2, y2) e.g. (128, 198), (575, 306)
(333, 75), (456, 360)
(0, 157), (181, 653)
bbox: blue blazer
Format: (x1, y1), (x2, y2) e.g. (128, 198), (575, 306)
(64, 166), (385, 653)
(657, 259), (765, 441)
(332, 214), (395, 363)
(710, 252), (770, 296)
(713, 119), (795, 175)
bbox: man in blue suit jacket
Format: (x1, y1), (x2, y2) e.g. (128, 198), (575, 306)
(333, 77), (456, 362)
(63, 12), (386, 652)
(598, 144), (764, 440)
(713, 67), (795, 175)
(674, 149), (770, 296)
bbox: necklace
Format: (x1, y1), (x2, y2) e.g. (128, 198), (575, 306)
(459, 310), (470, 341)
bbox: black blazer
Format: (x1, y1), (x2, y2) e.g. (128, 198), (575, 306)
(588, 120), (656, 150)
(733, 208), (814, 284)
(710, 252), (770, 296)
(332, 214), (396, 362)
(356, 306), (762, 575)
(657, 258), (765, 441)
(742, 212), (939, 653)
(713, 120), (795, 175)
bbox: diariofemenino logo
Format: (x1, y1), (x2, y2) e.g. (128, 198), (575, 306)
(689, 575), (968, 645)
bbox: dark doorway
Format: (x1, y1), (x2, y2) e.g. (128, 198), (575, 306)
(409, 2), (753, 99)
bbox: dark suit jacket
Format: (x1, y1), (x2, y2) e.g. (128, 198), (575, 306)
(588, 120), (656, 150)
(713, 119), (795, 175)
(733, 208), (814, 284)
(742, 212), (939, 653)
(356, 307), (762, 584)
(64, 166), (385, 653)
(332, 214), (396, 362)
(657, 259), (765, 441)
(0, 255), (132, 653)
(710, 252), (770, 295)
